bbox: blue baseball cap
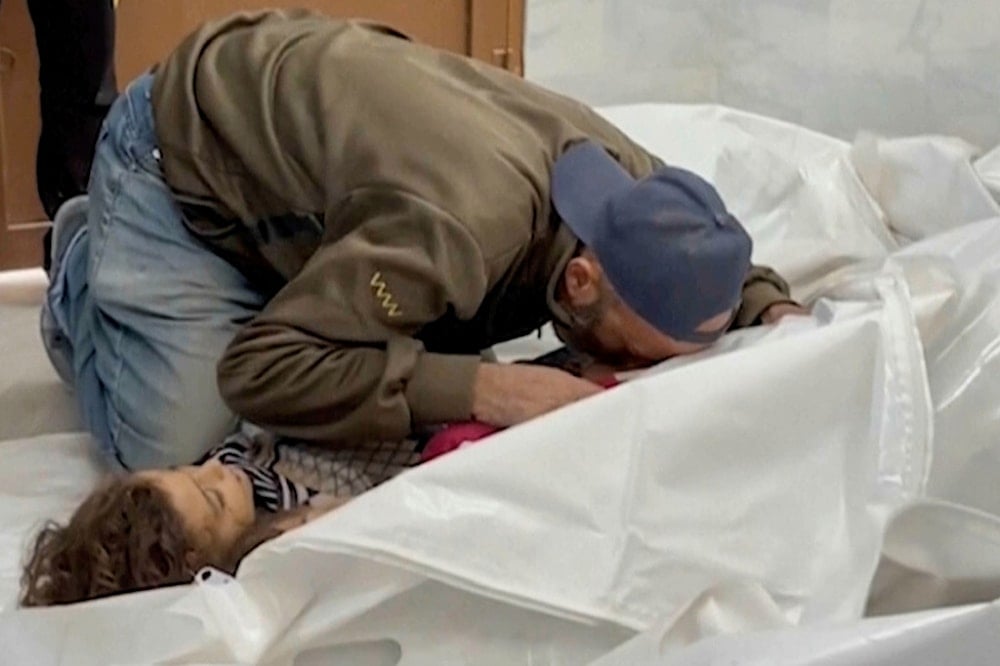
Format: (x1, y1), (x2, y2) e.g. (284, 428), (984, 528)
(551, 140), (752, 343)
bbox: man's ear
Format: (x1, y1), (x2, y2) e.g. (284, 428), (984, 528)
(562, 255), (603, 308)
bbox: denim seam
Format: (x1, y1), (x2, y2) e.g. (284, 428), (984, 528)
(105, 314), (127, 457)
(89, 168), (127, 458)
(87, 164), (123, 284)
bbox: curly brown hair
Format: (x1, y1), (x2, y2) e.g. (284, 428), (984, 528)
(19, 475), (287, 607)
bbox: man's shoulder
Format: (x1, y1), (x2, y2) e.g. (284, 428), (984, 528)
(339, 185), (537, 270)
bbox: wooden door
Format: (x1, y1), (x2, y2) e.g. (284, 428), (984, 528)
(0, 0), (47, 269)
(0, 0), (525, 270)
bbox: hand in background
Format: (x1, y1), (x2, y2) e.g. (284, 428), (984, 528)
(761, 302), (810, 325)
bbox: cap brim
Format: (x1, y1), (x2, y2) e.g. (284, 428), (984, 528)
(551, 141), (636, 246)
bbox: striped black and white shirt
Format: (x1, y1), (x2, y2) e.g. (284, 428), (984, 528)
(198, 426), (320, 513)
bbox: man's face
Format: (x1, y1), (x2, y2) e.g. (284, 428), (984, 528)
(556, 254), (733, 370)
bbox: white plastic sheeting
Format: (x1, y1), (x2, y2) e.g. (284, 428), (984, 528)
(596, 596), (1000, 665)
(2, 103), (1000, 664)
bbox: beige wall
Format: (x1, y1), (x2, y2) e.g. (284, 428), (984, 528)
(526, 0), (1000, 149)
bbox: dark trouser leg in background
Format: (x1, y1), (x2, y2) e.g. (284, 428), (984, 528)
(24, 0), (117, 269)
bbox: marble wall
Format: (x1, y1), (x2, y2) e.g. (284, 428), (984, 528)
(525, 0), (1000, 149)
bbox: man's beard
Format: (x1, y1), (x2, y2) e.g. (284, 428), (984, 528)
(553, 299), (611, 362)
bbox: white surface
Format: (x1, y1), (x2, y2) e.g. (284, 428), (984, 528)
(0, 269), (81, 441)
(2, 104), (1000, 663)
(596, 598), (1000, 665)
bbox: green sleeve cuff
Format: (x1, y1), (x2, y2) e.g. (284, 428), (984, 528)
(736, 281), (797, 328)
(405, 352), (481, 425)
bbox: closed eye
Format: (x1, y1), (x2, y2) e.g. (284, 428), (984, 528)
(188, 475), (221, 514)
(208, 488), (225, 510)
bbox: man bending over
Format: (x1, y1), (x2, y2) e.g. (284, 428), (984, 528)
(43, 9), (804, 470)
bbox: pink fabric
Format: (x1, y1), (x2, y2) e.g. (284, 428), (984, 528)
(419, 374), (620, 462)
(592, 375), (620, 389)
(421, 422), (500, 462)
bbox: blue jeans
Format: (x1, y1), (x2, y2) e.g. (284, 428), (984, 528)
(43, 73), (267, 470)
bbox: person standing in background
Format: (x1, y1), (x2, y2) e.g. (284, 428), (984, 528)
(4, 0), (118, 267)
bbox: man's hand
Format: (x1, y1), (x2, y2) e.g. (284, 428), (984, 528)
(760, 302), (810, 325)
(472, 363), (603, 427)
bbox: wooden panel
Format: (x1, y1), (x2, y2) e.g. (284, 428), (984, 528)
(470, 0), (525, 74)
(507, 0), (525, 76)
(116, 0), (472, 84)
(469, 0), (508, 68)
(0, 0), (48, 270)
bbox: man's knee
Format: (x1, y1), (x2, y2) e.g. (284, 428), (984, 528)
(110, 403), (237, 471)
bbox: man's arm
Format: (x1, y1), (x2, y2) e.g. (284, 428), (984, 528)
(218, 190), (489, 443)
(733, 264), (803, 329)
(218, 190), (601, 443)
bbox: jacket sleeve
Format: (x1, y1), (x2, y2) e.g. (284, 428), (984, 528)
(217, 189), (489, 443)
(733, 264), (797, 329)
